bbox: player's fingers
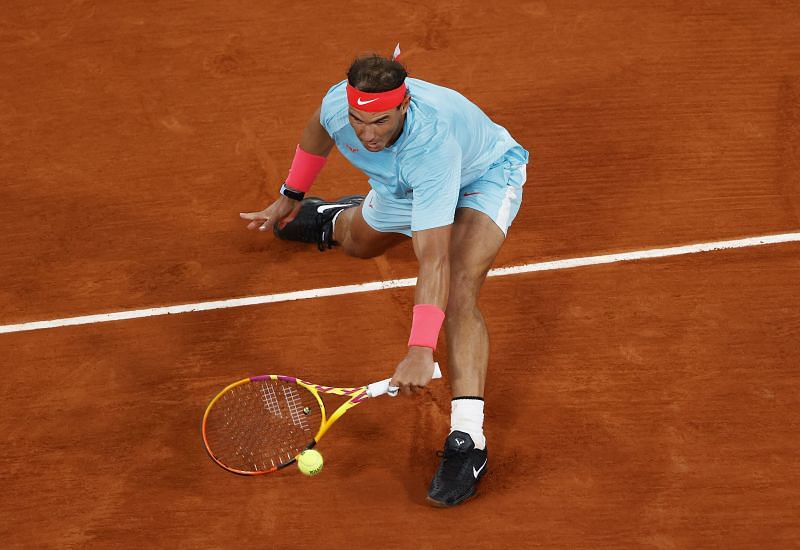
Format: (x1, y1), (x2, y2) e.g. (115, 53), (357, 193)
(277, 212), (295, 230)
(280, 204), (302, 225)
(258, 217), (273, 231)
(241, 212), (267, 231)
(388, 376), (400, 397)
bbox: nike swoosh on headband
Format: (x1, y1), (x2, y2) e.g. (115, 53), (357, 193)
(356, 97), (380, 105)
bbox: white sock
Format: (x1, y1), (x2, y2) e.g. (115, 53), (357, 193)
(450, 397), (486, 450)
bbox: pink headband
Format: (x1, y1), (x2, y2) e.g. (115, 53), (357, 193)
(346, 82), (407, 112)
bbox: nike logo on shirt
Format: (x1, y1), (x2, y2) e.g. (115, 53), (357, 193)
(473, 459), (487, 478)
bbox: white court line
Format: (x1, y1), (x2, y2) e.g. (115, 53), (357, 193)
(1, 232), (798, 335)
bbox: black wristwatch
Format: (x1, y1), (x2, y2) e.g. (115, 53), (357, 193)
(279, 183), (305, 201)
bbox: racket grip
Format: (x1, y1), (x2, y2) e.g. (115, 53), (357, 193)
(366, 362), (442, 398)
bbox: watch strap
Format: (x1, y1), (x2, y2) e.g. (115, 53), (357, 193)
(279, 183), (305, 201)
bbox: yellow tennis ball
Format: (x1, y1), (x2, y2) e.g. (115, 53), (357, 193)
(297, 449), (324, 476)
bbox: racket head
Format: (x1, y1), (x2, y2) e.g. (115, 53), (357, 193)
(202, 375), (325, 475)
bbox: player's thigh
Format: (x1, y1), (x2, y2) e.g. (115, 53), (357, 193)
(343, 196), (407, 258)
(448, 207), (506, 304)
(449, 163), (526, 294)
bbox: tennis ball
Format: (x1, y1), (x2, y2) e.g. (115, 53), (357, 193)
(297, 449), (324, 476)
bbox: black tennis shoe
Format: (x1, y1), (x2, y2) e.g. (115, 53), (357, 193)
(427, 431), (488, 507)
(273, 195), (364, 251)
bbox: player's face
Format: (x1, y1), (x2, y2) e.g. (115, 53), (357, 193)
(348, 96), (410, 152)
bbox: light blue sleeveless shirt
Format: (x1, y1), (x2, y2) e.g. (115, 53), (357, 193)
(320, 78), (528, 231)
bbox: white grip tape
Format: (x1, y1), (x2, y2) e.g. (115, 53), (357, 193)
(366, 362), (442, 398)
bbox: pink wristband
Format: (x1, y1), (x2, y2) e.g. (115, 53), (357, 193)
(285, 145), (327, 193)
(407, 304), (446, 350)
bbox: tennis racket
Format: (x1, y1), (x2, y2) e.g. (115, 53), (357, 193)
(202, 362), (442, 475)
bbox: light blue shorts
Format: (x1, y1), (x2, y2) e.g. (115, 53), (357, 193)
(361, 156), (528, 237)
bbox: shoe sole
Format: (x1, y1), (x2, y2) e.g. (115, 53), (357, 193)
(425, 487), (478, 508)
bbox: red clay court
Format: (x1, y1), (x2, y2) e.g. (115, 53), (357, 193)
(1, 2), (799, 548)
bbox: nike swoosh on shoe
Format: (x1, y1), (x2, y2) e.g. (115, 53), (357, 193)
(317, 203), (353, 213)
(473, 459), (487, 478)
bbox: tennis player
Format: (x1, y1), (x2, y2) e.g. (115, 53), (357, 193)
(240, 50), (529, 507)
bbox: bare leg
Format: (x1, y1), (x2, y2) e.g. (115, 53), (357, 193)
(333, 203), (407, 259)
(426, 207), (505, 506)
(445, 208), (506, 397)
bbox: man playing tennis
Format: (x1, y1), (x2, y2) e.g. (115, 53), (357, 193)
(240, 50), (528, 507)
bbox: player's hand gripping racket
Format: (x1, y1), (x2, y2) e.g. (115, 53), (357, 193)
(202, 363), (442, 475)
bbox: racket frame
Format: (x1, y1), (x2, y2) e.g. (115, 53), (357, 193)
(202, 364), (441, 475)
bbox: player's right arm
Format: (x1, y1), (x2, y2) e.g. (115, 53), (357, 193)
(239, 106), (335, 232)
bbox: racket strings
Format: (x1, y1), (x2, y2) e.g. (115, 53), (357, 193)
(205, 379), (323, 472)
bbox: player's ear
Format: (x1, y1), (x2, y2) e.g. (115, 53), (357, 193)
(399, 95), (411, 114)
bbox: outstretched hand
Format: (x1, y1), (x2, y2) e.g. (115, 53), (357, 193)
(239, 196), (301, 232)
(389, 346), (436, 396)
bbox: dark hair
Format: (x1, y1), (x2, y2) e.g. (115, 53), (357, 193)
(347, 54), (407, 92)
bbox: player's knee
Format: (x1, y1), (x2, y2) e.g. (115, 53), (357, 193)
(340, 227), (404, 258)
(337, 226), (377, 258)
(446, 295), (477, 318)
(341, 242), (382, 259)
(446, 273), (482, 318)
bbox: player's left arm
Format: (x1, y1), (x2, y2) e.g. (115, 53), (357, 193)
(390, 225), (452, 394)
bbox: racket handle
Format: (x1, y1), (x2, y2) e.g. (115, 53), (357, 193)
(366, 362), (442, 398)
